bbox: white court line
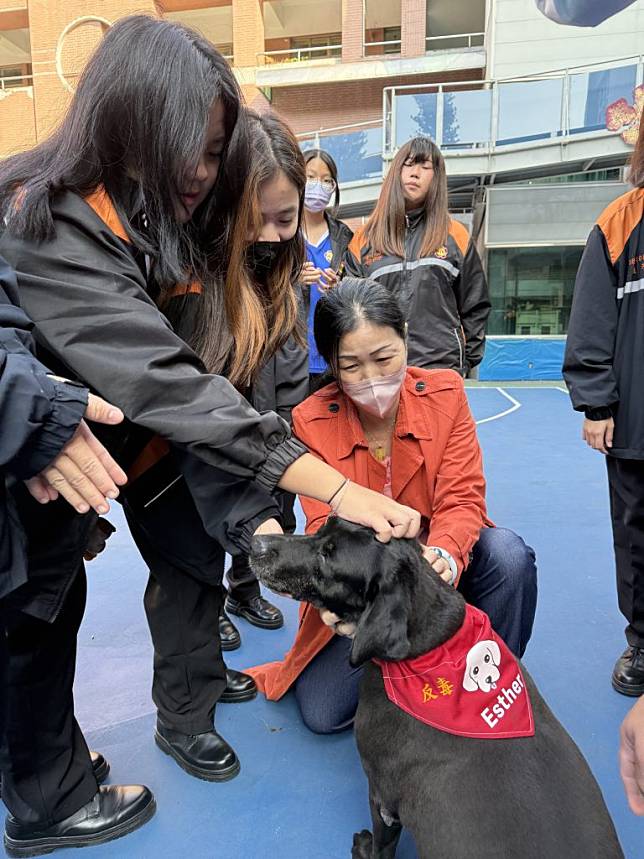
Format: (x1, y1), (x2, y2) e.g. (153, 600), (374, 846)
(475, 388), (522, 425)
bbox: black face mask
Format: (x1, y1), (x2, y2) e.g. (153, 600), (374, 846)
(246, 240), (291, 280)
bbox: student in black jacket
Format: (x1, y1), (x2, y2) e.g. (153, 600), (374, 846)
(564, 118), (644, 698)
(0, 255), (156, 854)
(345, 136), (490, 376)
(0, 17), (419, 852)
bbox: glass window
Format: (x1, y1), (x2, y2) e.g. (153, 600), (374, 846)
(497, 78), (564, 145)
(487, 247), (584, 336)
(395, 92), (438, 146)
(569, 64), (637, 134)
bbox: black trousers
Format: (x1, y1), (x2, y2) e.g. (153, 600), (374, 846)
(123, 476), (227, 736)
(225, 491), (296, 604)
(0, 568), (97, 825)
(0, 485), (97, 826)
(607, 456), (644, 648)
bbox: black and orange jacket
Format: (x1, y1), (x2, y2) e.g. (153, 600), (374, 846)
(344, 211), (490, 373)
(564, 186), (644, 459)
(0, 187), (306, 555)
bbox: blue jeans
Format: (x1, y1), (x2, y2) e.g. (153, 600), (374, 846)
(293, 527), (537, 734)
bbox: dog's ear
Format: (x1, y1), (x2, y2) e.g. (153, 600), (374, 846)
(463, 667), (478, 692)
(487, 640), (501, 666)
(349, 552), (416, 667)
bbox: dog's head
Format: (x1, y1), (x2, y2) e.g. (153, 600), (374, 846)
(462, 640), (501, 693)
(251, 517), (455, 667)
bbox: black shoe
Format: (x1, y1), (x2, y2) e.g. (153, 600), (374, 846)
(1, 753), (109, 803)
(225, 594), (284, 630)
(219, 669), (257, 704)
(218, 608), (241, 651)
(90, 752), (110, 785)
(612, 646), (644, 696)
(154, 720), (240, 782)
(3, 785), (155, 858)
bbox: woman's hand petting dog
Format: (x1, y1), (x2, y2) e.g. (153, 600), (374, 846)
(420, 545), (453, 583)
(319, 609), (356, 638)
(254, 518), (284, 536)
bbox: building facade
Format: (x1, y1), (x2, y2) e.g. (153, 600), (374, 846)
(1, 0), (642, 378)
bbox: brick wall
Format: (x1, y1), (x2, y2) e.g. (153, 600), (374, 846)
(341, 0), (363, 62)
(401, 0), (426, 58)
(0, 89), (36, 155)
(26, 0), (159, 142)
(271, 68), (481, 134)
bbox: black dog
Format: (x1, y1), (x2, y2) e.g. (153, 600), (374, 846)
(250, 518), (624, 859)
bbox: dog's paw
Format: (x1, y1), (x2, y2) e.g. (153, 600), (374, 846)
(351, 829), (373, 858)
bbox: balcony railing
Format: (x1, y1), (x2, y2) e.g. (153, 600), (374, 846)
(364, 38), (401, 53)
(297, 119), (383, 184)
(425, 32), (485, 51)
(0, 72), (33, 92)
(384, 56), (644, 155)
(257, 43), (342, 65)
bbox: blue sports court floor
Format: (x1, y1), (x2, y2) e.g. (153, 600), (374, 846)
(2, 386), (642, 858)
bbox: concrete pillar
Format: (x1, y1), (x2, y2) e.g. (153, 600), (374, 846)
(401, 0), (427, 58)
(341, 0), (364, 63)
(26, 0), (159, 141)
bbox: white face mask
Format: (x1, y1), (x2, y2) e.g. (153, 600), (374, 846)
(342, 366), (406, 419)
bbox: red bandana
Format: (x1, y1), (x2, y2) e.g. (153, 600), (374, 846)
(374, 605), (534, 739)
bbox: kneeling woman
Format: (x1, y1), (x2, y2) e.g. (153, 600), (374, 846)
(249, 278), (537, 734)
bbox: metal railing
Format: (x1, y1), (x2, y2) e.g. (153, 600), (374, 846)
(425, 32), (485, 51)
(364, 38), (402, 52)
(0, 73), (34, 92)
(257, 43), (342, 65)
(383, 55), (644, 156)
(296, 119), (384, 184)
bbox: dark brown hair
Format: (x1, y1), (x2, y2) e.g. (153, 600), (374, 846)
(363, 136), (449, 259)
(192, 110), (306, 388)
(629, 117), (644, 187)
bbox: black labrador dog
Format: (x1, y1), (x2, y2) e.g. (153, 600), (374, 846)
(250, 518), (624, 859)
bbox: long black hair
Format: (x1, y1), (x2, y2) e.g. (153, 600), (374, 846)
(313, 277), (406, 381)
(0, 14), (246, 287)
(304, 148), (341, 209)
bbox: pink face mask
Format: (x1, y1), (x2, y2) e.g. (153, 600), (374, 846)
(342, 365), (406, 419)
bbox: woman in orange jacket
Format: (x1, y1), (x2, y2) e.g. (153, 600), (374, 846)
(249, 278), (537, 733)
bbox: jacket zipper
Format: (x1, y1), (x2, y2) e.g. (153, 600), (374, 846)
(403, 215), (411, 303)
(453, 328), (464, 369)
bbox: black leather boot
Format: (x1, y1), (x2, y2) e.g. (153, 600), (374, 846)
(219, 669), (257, 703)
(225, 594), (284, 629)
(612, 646), (644, 696)
(4, 785), (155, 858)
(218, 608), (241, 651)
(154, 720), (240, 782)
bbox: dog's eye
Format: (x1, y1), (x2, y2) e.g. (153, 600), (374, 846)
(484, 654), (490, 663)
(317, 551), (327, 565)
(473, 666), (479, 675)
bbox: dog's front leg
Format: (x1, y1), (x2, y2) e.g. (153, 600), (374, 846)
(352, 795), (402, 859)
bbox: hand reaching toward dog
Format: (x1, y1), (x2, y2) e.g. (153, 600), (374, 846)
(25, 390), (126, 515)
(620, 695), (644, 815)
(254, 518), (284, 537)
(320, 609), (356, 638)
